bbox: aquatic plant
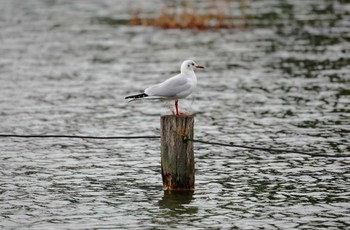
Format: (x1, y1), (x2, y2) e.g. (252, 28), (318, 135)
(129, 0), (247, 30)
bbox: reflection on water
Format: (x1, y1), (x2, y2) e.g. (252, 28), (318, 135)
(159, 191), (197, 214)
(0, 0), (349, 229)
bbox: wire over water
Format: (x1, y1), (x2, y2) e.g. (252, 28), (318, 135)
(0, 134), (160, 140)
(0, 134), (348, 158)
(185, 138), (349, 158)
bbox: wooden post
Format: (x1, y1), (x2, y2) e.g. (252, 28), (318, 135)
(160, 115), (195, 190)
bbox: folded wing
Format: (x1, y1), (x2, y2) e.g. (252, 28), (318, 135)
(145, 74), (190, 98)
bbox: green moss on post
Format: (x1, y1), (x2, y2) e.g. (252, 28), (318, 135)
(160, 115), (195, 190)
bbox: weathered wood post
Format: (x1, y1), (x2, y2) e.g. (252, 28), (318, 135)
(160, 115), (195, 190)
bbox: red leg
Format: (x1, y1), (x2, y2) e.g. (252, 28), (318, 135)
(175, 100), (179, 116)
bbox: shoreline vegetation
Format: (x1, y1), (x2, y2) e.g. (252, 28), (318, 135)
(129, 0), (247, 30)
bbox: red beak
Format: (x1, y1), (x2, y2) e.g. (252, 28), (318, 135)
(195, 65), (204, 69)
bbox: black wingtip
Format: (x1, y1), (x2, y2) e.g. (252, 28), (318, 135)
(125, 93), (148, 99)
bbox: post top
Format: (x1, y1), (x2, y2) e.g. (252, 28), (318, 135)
(161, 114), (194, 118)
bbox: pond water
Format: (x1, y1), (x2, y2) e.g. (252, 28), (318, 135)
(0, 0), (349, 229)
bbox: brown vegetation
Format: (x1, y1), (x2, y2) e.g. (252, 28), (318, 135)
(130, 0), (247, 30)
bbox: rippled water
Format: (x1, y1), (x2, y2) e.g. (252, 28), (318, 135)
(0, 0), (349, 229)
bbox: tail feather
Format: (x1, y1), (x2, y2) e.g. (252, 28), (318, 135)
(125, 93), (148, 100)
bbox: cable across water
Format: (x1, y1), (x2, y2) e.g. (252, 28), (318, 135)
(0, 134), (348, 158)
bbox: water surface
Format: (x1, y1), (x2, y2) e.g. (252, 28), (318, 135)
(0, 0), (349, 229)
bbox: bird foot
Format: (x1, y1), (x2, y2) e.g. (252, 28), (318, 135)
(172, 111), (192, 117)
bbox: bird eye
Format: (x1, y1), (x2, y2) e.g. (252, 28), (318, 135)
(192, 63), (194, 66)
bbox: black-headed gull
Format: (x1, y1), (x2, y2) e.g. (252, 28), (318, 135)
(125, 60), (204, 116)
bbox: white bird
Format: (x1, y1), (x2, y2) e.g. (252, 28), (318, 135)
(125, 60), (204, 116)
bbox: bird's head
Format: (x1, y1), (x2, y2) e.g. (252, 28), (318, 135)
(181, 60), (204, 73)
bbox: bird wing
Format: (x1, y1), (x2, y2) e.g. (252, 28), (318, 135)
(144, 74), (190, 98)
